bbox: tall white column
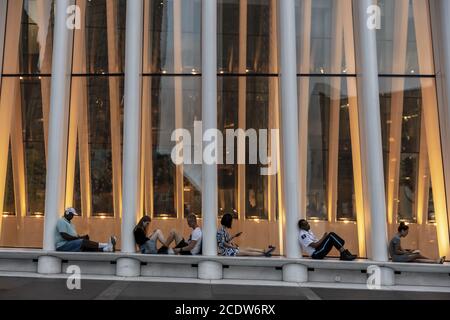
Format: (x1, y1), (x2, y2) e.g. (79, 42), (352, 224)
(198, 0), (222, 280)
(352, 0), (391, 282)
(431, 0), (450, 257)
(117, 0), (143, 277)
(278, 0), (307, 283)
(38, 0), (74, 274)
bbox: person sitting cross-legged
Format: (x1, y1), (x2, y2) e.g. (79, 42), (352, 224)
(297, 219), (356, 261)
(55, 207), (116, 252)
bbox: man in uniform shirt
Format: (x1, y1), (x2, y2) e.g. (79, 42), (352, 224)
(297, 219), (356, 260)
(55, 207), (116, 252)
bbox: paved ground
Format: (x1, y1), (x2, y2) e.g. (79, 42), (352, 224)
(0, 276), (450, 300)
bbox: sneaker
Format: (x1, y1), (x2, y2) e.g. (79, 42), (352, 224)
(340, 249), (357, 261)
(264, 246), (276, 257)
(109, 236), (117, 252)
(438, 256), (446, 264)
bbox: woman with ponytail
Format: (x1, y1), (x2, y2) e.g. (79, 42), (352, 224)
(388, 222), (445, 264)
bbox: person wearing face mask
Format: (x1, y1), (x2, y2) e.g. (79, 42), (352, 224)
(134, 215), (170, 254)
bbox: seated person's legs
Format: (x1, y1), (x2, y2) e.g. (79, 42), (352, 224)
(140, 229), (168, 254)
(312, 232), (356, 260)
(81, 237), (116, 252)
(166, 229), (184, 247)
(56, 239), (84, 252)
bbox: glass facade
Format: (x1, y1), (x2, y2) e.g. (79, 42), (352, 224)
(0, 0), (448, 260)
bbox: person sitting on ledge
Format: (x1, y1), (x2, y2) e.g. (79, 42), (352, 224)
(297, 219), (356, 261)
(389, 222), (445, 264)
(55, 207), (116, 252)
(165, 213), (202, 255)
(217, 213), (275, 257)
(134, 215), (171, 254)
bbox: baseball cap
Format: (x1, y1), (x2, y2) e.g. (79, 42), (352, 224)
(65, 207), (80, 216)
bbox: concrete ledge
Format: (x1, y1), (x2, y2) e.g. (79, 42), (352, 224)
(1, 249), (450, 287)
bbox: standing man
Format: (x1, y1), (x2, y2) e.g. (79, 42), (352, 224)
(297, 219), (357, 260)
(166, 213), (202, 255)
(55, 207), (117, 252)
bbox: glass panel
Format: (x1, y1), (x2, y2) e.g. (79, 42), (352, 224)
(218, 77), (238, 217)
(218, 0), (277, 74)
(376, 0), (433, 75)
(83, 0), (126, 74)
(144, 0), (201, 74)
(3, 144), (15, 215)
(245, 77), (270, 220)
(182, 78), (202, 217)
(427, 184), (435, 223)
(3, 0), (54, 74)
(149, 77), (175, 218)
(337, 89), (356, 221)
(296, 0), (355, 74)
(305, 77), (330, 220)
(85, 77), (123, 216)
(21, 77), (47, 216)
(73, 145), (82, 214)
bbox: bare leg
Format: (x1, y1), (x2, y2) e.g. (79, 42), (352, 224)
(149, 229), (168, 247)
(166, 229), (183, 247)
(236, 247), (266, 256)
(409, 253), (445, 264)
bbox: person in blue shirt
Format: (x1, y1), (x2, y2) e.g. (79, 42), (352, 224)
(55, 207), (116, 252)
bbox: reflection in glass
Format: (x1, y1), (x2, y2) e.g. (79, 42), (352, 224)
(84, 0), (126, 74)
(379, 77), (434, 223)
(21, 78), (47, 215)
(295, 0), (355, 74)
(144, 0), (201, 73)
(376, 0), (433, 75)
(85, 77), (123, 216)
(148, 77), (175, 218)
(3, 145), (15, 215)
(218, 0), (276, 74)
(18, 0), (54, 74)
(337, 92), (356, 221)
(218, 77), (238, 217)
(306, 78), (330, 220)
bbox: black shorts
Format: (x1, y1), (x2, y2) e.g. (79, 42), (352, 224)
(175, 239), (192, 255)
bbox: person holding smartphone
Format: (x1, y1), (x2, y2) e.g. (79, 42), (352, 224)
(216, 213), (275, 257)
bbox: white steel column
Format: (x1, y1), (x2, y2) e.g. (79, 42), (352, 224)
(434, 0), (450, 253)
(198, 0), (222, 280)
(117, 0), (143, 277)
(278, 0), (307, 283)
(352, 0), (391, 277)
(412, 0), (450, 258)
(38, 0), (74, 274)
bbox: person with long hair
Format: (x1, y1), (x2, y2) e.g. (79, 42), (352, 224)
(217, 213), (275, 257)
(134, 215), (170, 254)
(389, 222), (445, 264)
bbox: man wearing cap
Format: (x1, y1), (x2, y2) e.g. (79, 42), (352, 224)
(54, 207), (117, 252)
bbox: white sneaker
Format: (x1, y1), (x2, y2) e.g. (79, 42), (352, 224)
(167, 248), (175, 255)
(109, 236), (117, 252)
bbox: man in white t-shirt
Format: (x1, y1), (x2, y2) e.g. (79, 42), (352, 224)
(166, 213), (202, 255)
(297, 219), (356, 260)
